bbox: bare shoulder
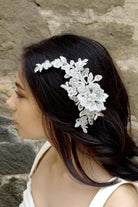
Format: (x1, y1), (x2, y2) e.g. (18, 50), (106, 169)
(104, 183), (138, 207)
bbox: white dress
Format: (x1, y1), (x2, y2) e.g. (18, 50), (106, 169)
(19, 141), (138, 207)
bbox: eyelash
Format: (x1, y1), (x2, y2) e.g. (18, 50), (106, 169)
(16, 91), (23, 98)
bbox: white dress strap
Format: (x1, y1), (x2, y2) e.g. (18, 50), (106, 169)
(89, 177), (138, 207)
(19, 141), (51, 207)
(29, 141), (51, 177)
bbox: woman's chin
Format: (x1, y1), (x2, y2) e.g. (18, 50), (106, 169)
(20, 133), (46, 140)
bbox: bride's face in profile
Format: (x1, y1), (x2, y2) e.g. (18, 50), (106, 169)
(6, 65), (46, 139)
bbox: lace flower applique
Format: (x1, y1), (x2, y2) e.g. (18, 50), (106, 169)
(34, 56), (108, 133)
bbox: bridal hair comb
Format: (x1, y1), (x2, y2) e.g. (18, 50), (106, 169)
(34, 56), (108, 133)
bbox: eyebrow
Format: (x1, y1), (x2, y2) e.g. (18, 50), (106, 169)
(15, 82), (25, 91)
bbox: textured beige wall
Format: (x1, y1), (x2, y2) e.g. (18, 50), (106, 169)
(0, 0), (138, 142)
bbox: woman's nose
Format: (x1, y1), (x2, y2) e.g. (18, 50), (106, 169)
(6, 93), (17, 111)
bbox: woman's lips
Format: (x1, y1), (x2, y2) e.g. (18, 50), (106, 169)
(13, 120), (18, 125)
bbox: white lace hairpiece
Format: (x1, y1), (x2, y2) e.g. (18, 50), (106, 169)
(34, 56), (109, 133)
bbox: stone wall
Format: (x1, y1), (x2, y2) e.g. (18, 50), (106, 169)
(0, 0), (138, 206)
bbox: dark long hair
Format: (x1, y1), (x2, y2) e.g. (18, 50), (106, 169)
(21, 34), (138, 187)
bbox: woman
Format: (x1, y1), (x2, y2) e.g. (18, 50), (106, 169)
(6, 34), (138, 207)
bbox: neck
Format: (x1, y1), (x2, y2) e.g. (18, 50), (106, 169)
(50, 145), (113, 185)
